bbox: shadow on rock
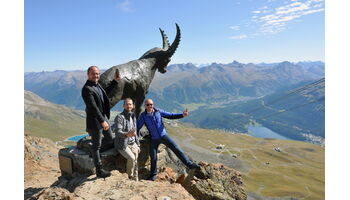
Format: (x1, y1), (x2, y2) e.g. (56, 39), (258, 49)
(24, 187), (46, 200)
(50, 174), (97, 193)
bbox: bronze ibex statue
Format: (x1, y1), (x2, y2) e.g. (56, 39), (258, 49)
(99, 23), (181, 117)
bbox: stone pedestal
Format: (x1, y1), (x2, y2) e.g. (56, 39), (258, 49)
(58, 137), (177, 177)
(58, 147), (117, 176)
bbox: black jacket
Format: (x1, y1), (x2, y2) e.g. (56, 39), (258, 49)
(82, 80), (117, 131)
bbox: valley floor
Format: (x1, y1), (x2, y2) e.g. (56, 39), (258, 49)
(167, 123), (325, 200)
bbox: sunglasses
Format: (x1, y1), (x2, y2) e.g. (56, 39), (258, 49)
(146, 104), (153, 107)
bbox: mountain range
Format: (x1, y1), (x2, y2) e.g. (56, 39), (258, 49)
(24, 61), (325, 144)
(24, 61), (324, 111)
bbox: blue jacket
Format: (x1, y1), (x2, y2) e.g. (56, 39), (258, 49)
(137, 108), (183, 139)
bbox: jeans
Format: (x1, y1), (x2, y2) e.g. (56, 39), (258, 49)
(149, 134), (192, 177)
(87, 123), (114, 167)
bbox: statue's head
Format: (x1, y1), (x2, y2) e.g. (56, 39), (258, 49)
(140, 24), (181, 74)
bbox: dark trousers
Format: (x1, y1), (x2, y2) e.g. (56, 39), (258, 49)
(149, 134), (192, 177)
(87, 124), (114, 167)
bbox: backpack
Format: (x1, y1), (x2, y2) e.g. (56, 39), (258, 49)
(77, 136), (93, 155)
(77, 135), (115, 154)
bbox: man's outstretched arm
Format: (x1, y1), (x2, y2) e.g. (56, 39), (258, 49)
(159, 108), (189, 119)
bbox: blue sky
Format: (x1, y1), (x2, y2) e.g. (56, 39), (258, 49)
(25, 0), (325, 72)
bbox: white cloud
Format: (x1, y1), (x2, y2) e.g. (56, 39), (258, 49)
(227, 0), (324, 39)
(229, 26), (240, 30)
(275, 2), (309, 15)
(265, 15), (301, 25)
(230, 34), (247, 40)
(301, 8), (324, 15)
(252, 5), (272, 15)
(313, 3), (324, 8)
(308, 0), (324, 2)
(118, 0), (134, 13)
(252, 0), (324, 34)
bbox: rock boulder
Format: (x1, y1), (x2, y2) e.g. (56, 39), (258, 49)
(182, 162), (247, 200)
(29, 187), (73, 200)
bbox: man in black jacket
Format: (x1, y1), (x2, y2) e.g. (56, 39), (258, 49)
(82, 66), (119, 178)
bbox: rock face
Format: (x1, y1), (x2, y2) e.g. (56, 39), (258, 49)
(156, 167), (178, 183)
(45, 171), (195, 200)
(182, 162), (247, 200)
(29, 187), (73, 200)
(24, 133), (63, 199)
(68, 171), (195, 200)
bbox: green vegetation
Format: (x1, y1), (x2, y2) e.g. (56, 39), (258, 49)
(167, 123), (324, 200)
(24, 91), (86, 142)
(24, 114), (85, 142)
(179, 103), (206, 112)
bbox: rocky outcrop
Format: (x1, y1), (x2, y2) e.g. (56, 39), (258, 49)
(47, 171), (195, 200)
(156, 167), (178, 183)
(182, 162), (247, 200)
(24, 133), (63, 199)
(26, 133), (247, 200)
(29, 187), (73, 200)
(34, 163), (247, 200)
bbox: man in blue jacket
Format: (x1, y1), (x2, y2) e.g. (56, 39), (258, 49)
(137, 99), (200, 181)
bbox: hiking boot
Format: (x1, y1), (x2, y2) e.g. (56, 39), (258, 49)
(147, 175), (157, 181)
(188, 163), (201, 170)
(96, 165), (111, 179)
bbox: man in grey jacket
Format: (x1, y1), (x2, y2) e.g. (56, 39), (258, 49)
(114, 98), (141, 181)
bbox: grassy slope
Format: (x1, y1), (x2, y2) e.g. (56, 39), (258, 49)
(24, 91), (86, 142)
(25, 108), (121, 143)
(24, 115), (85, 142)
(167, 123), (324, 200)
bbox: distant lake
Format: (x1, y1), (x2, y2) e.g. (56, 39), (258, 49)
(67, 133), (89, 142)
(248, 125), (291, 140)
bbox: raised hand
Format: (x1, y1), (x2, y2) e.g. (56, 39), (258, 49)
(101, 121), (110, 131)
(114, 69), (121, 81)
(183, 108), (189, 117)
